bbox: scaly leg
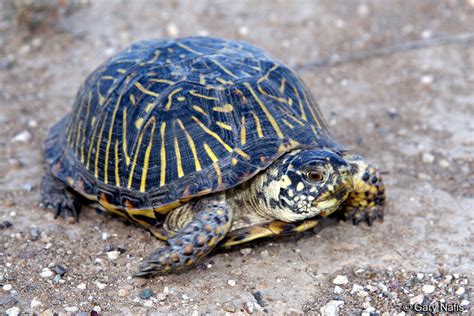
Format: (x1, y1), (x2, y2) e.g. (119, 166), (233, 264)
(135, 194), (232, 277)
(41, 171), (82, 221)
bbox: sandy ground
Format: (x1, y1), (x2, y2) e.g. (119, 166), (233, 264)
(1, 0), (473, 314)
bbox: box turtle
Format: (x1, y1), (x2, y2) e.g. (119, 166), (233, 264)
(42, 36), (385, 276)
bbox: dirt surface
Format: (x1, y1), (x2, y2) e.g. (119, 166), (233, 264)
(1, 1), (473, 314)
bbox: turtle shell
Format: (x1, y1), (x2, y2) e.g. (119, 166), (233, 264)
(44, 36), (342, 227)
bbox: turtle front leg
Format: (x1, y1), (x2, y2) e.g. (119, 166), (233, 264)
(41, 171), (82, 221)
(341, 155), (385, 226)
(135, 194), (232, 277)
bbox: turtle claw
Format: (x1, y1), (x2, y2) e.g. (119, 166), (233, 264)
(345, 205), (383, 226)
(41, 173), (81, 222)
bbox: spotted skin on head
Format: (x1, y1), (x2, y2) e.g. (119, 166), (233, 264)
(341, 155), (385, 225)
(135, 194), (231, 277)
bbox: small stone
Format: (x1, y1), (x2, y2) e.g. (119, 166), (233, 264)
(227, 279), (236, 287)
(410, 294), (424, 305)
(260, 250), (269, 257)
(416, 273), (424, 280)
(230, 268), (242, 276)
(143, 300), (153, 307)
(334, 285), (343, 294)
(365, 285), (377, 292)
(12, 130), (32, 143)
(243, 301), (254, 314)
(140, 288), (153, 299)
(6, 307), (20, 316)
(350, 284), (364, 294)
(422, 153), (435, 163)
(64, 307), (79, 312)
(95, 281), (107, 289)
(52, 265), (67, 277)
(332, 275), (348, 285)
(455, 287), (465, 295)
(377, 282), (388, 292)
(107, 250), (121, 260)
(439, 159), (450, 168)
(320, 300), (344, 316)
(460, 300), (470, 306)
(238, 26), (249, 37)
(118, 288), (129, 297)
(30, 297), (42, 308)
(420, 74), (434, 85)
(166, 23), (179, 37)
(163, 286), (170, 294)
(30, 227), (41, 240)
(222, 301), (236, 312)
(77, 283), (86, 290)
(28, 120), (38, 128)
(101, 232), (109, 240)
(422, 284), (435, 294)
(3, 284), (12, 291)
(240, 248), (252, 256)
(40, 268), (54, 278)
(357, 4), (369, 16)
(421, 30), (432, 39)
(93, 306), (101, 313)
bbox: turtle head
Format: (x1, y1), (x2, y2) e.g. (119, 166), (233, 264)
(262, 149), (354, 222)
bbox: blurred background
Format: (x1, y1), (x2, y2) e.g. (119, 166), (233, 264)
(0, 1), (473, 314)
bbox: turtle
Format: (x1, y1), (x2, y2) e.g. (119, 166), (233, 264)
(41, 36), (385, 277)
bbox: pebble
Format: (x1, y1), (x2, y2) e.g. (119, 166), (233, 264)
(140, 288), (153, 299)
(30, 297), (42, 308)
(6, 307), (20, 316)
(30, 227), (41, 240)
(27, 119), (38, 128)
(332, 275), (348, 285)
(420, 74), (434, 85)
(455, 287), (465, 295)
(377, 282), (388, 293)
(12, 130), (32, 143)
(3, 284), (12, 291)
(95, 281), (107, 289)
(350, 284), (364, 294)
(227, 279), (236, 287)
(416, 273), (424, 280)
(230, 268), (242, 276)
(101, 232), (109, 240)
(166, 23), (179, 37)
(320, 300), (344, 316)
(107, 250), (121, 260)
(410, 294), (424, 305)
(422, 284), (435, 294)
(40, 268), (54, 278)
(460, 300), (470, 306)
(93, 306), (101, 313)
(439, 159), (450, 168)
(334, 285), (343, 294)
(64, 307), (79, 312)
(143, 300), (153, 307)
(240, 248), (252, 256)
(53, 265), (67, 277)
(118, 288), (129, 297)
(77, 283), (86, 290)
(222, 301), (237, 313)
(238, 26), (249, 37)
(422, 152), (435, 163)
(243, 301), (254, 314)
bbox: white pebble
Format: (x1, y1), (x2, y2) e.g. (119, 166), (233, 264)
(460, 300), (470, 306)
(439, 159), (450, 168)
(93, 306), (101, 312)
(101, 232), (109, 240)
(334, 285), (343, 294)
(240, 248), (252, 256)
(320, 300), (344, 316)
(95, 281), (107, 289)
(238, 26), (249, 36)
(455, 287), (465, 295)
(6, 307), (20, 316)
(12, 130), (32, 143)
(377, 282), (388, 292)
(422, 284), (435, 294)
(107, 250), (121, 260)
(421, 29), (432, 39)
(40, 268), (54, 278)
(27, 120), (38, 128)
(227, 279), (236, 287)
(30, 297), (42, 308)
(420, 75), (434, 85)
(163, 286), (170, 294)
(166, 23), (179, 37)
(351, 284), (364, 294)
(333, 275), (348, 285)
(77, 283), (86, 290)
(422, 152), (435, 163)
(357, 4), (369, 16)
(64, 307), (79, 312)
(3, 284), (12, 291)
(243, 301), (254, 314)
(416, 273), (424, 280)
(144, 300), (153, 307)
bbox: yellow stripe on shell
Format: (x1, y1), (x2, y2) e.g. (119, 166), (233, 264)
(189, 90), (219, 100)
(140, 118), (156, 192)
(216, 121), (232, 131)
(244, 82), (284, 139)
(176, 119), (202, 172)
(176, 42), (202, 55)
(240, 116), (246, 145)
(192, 105), (208, 117)
(134, 82), (159, 97)
(122, 110), (131, 165)
(165, 88), (184, 110)
(210, 59), (238, 78)
(191, 116), (233, 152)
(174, 136), (184, 178)
(250, 111), (264, 138)
(114, 140), (120, 186)
(104, 93), (123, 185)
(292, 84), (307, 121)
(149, 78), (175, 85)
(94, 117), (107, 179)
(127, 119), (147, 189)
(212, 103), (234, 113)
(159, 122), (167, 187)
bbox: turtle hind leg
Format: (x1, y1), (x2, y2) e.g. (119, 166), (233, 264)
(341, 156), (385, 226)
(40, 171), (82, 222)
(135, 194), (232, 277)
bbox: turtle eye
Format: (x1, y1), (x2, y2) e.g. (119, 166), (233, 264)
(305, 168), (325, 183)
